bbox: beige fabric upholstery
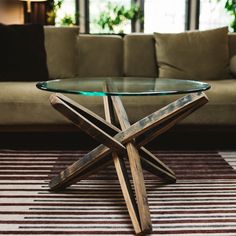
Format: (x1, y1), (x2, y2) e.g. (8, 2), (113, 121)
(180, 79), (236, 125)
(0, 80), (235, 130)
(154, 27), (230, 81)
(124, 34), (158, 77)
(0, 82), (104, 127)
(229, 34), (236, 77)
(229, 33), (236, 57)
(230, 55), (236, 76)
(77, 35), (123, 77)
(121, 79), (236, 125)
(44, 26), (79, 79)
(1, 30), (236, 132)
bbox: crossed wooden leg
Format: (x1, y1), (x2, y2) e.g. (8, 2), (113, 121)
(48, 92), (208, 235)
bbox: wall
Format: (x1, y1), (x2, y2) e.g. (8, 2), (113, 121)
(0, 2), (24, 24)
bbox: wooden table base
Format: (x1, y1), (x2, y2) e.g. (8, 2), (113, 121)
(48, 92), (208, 235)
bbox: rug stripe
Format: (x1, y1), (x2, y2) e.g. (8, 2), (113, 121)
(0, 150), (236, 235)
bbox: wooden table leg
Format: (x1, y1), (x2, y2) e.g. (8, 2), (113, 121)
(136, 94), (209, 147)
(55, 93), (176, 183)
(49, 92), (208, 191)
(53, 92), (204, 182)
(103, 95), (142, 235)
(110, 95), (152, 233)
(49, 95), (126, 153)
(48, 92), (209, 235)
(140, 148), (176, 183)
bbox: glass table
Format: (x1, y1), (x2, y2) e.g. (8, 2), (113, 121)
(37, 77), (210, 235)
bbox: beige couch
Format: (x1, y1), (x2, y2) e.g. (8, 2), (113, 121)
(0, 26), (236, 132)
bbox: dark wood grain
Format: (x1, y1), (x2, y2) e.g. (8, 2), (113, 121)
(103, 93), (142, 235)
(48, 89), (209, 236)
(50, 94), (125, 153)
(49, 92), (208, 192)
(136, 93), (208, 147)
(140, 148), (176, 183)
(110, 94), (152, 233)
(56, 93), (119, 135)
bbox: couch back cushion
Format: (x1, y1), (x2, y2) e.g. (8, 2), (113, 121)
(77, 35), (123, 77)
(124, 32), (236, 80)
(124, 34), (158, 77)
(44, 26), (79, 79)
(154, 27), (230, 81)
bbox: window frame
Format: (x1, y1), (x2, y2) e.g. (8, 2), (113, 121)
(77, 0), (227, 33)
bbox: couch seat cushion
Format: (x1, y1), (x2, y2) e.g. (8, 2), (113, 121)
(0, 82), (104, 128)
(121, 79), (236, 126)
(0, 79), (235, 131)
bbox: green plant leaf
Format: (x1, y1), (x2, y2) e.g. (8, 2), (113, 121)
(96, 1), (143, 33)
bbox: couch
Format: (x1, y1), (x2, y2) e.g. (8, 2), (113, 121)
(0, 26), (235, 135)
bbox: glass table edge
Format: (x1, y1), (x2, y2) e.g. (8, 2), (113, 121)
(36, 79), (211, 97)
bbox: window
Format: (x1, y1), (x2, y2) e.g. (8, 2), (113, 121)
(199, 0), (231, 30)
(89, 0), (132, 33)
(55, 0), (76, 26)
(144, 0), (187, 33)
(51, 0), (233, 33)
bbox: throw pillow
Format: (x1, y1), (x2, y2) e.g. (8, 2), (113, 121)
(44, 26), (79, 79)
(77, 35), (123, 77)
(0, 24), (48, 81)
(154, 27), (230, 80)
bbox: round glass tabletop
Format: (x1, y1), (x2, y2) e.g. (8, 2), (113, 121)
(36, 77), (210, 96)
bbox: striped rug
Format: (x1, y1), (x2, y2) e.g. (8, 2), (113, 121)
(0, 150), (236, 236)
